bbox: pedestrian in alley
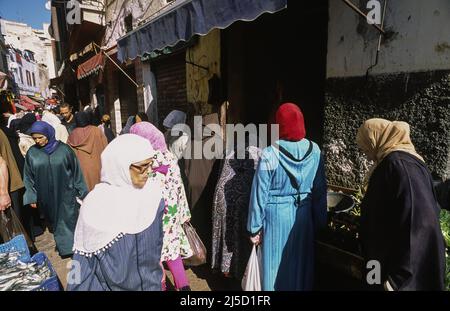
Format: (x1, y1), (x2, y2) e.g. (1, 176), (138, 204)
(42, 110), (69, 143)
(135, 112), (149, 123)
(130, 121), (193, 291)
(17, 112), (37, 157)
(0, 126), (35, 240)
(16, 112), (45, 240)
(247, 102), (327, 291)
(120, 115), (136, 135)
(98, 114), (115, 143)
(0, 156), (11, 212)
(163, 110), (189, 160)
(68, 134), (164, 291)
(211, 134), (262, 280)
(23, 121), (88, 258)
(0, 127), (26, 227)
(59, 103), (77, 134)
(356, 118), (446, 291)
(67, 111), (108, 192)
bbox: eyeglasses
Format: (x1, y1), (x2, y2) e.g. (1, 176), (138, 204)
(130, 160), (154, 175)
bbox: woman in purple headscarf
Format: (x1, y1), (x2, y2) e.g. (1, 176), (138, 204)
(130, 121), (193, 291)
(23, 121), (88, 257)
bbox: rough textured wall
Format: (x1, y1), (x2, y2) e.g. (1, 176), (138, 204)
(324, 70), (450, 188)
(153, 52), (188, 127)
(104, 0), (167, 49)
(186, 29), (221, 116)
(327, 0), (450, 78)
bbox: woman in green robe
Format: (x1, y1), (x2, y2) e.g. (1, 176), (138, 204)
(23, 121), (88, 257)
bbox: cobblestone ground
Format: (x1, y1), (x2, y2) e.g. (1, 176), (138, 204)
(34, 230), (241, 291)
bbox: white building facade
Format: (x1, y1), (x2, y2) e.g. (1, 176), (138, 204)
(7, 48), (40, 96)
(0, 19), (57, 97)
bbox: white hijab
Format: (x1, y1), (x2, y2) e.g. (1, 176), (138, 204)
(41, 111), (62, 127)
(42, 111), (69, 143)
(73, 134), (163, 255)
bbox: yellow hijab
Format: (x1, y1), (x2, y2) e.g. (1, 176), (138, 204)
(356, 118), (424, 185)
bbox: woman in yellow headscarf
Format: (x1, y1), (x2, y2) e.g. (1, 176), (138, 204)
(356, 118), (445, 291)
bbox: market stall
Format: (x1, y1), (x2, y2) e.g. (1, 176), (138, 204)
(0, 210), (61, 291)
(315, 185), (365, 290)
(316, 185), (450, 290)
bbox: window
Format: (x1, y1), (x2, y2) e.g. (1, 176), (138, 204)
(32, 72), (36, 87)
(19, 68), (23, 84)
(124, 14), (133, 33)
(26, 70), (31, 86)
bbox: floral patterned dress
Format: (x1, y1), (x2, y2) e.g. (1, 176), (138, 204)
(150, 150), (193, 262)
(211, 146), (262, 278)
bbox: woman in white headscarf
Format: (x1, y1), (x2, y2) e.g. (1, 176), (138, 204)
(67, 134), (165, 291)
(42, 111), (69, 143)
(163, 110), (189, 160)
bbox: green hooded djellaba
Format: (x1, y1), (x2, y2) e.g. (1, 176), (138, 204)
(23, 121), (88, 256)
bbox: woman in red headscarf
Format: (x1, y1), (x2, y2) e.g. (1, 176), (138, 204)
(247, 103), (327, 291)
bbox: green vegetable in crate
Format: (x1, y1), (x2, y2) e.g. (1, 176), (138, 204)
(440, 209), (450, 291)
(440, 210), (450, 248)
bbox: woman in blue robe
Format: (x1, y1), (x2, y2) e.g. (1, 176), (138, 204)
(67, 134), (165, 291)
(247, 103), (327, 291)
(23, 121), (88, 257)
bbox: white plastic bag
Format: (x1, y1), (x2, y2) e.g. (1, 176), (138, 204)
(241, 244), (262, 291)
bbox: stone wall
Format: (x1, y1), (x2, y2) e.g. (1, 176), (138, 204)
(324, 70), (450, 188)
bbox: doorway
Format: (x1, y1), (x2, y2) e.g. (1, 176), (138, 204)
(224, 1), (329, 145)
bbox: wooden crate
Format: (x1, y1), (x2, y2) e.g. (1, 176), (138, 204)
(315, 240), (364, 281)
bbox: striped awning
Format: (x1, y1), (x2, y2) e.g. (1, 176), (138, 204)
(76, 53), (104, 80)
(117, 0), (287, 62)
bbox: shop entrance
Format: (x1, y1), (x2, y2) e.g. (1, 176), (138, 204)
(118, 65), (138, 127)
(224, 2), (328, 145)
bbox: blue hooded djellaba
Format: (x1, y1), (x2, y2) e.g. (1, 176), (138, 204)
(247, 103), (327, 291)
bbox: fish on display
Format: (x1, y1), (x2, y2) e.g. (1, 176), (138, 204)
(0, 251), (52, 291)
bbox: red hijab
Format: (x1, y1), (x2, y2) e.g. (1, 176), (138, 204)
(275, 103), (306, 141)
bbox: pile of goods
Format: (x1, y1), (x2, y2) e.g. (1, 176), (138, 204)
(0, 251), (52, 291)
(320, 188), (363, 255)
(323, 187), (450, 290)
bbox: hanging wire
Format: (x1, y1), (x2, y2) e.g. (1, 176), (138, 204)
(366, 0), (389, 78)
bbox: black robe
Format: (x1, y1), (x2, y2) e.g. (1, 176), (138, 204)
(361, 151), (446, 290)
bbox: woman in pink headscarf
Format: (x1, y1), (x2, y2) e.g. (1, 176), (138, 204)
(130, 121), (193, 291)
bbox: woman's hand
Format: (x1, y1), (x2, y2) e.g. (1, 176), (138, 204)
(30, 203), (37, 209)
(250, 232), (262, 245)
(0, 193), (11, 211)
